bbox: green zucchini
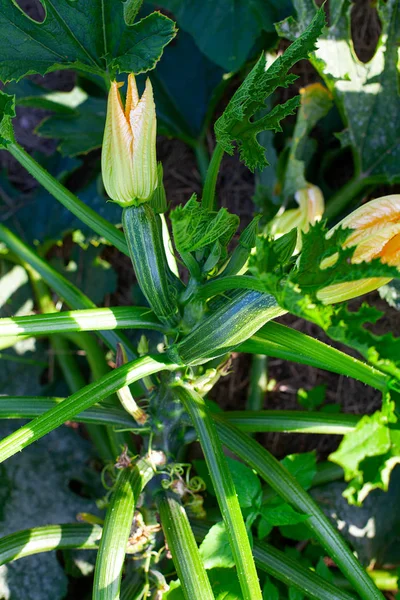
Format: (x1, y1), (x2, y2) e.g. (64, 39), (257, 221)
(168, 290), (285, 365)
(123, 204), (179, 327)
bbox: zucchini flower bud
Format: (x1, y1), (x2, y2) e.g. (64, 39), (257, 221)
(317, 194), (400, 304)
(101, 74), (158, 206)
(269, 184), (324, 251)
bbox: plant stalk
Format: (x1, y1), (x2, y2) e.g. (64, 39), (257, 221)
(8, 142), (129, 255)
(201, 142), (224, 210)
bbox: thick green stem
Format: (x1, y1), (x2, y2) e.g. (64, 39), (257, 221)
(93, 457), (154, 600)
(215, 419), (385, 600)
(8, 142), (129, 255)
(191, 520), (356, 600)
(0, 355), (177, 464)
(201, 142), (224, 210)
(157, 492), (214, 600)
(0, 524), (102, 564)
(240, 321), (389, 392)
(222, 410), (359, 435)
(27, 264), (128, 459)
(0, 396), (139, 428)
(246, 355), (268, 412)
(176, 384), (262, 600)
(194, 140), (210, 183)
(0, 223), (141, 370)
(0, 306), (167, 338)
(324, 175), (374, 221)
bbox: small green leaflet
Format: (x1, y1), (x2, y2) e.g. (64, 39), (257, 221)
(165, 569), (242, 600)
(199, 521), (235, 570)
(171, 197), (239, 254)
(329, 393), (400, 505)
(214, 8), (325, 171)
(193, 457), (262, 510)
(297, 384), (327, 411)
(0, 90), (15, 148)
(0, 1), (177, 82)
(277, 0), (400, 186)
(262, 576), (279, 600)
(258, 453), (315, 539)
(281, 452), (317, 490)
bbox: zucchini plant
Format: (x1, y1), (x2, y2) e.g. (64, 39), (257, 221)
(0, 3), (399, 600)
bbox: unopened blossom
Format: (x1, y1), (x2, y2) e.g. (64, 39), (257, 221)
(101, 74), (157, 206)
(269, 184), (324, 251)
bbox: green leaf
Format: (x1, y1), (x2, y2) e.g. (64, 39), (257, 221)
(281, 452), (317, 491)
(166, 569), (243, 600)
(0, 3), (176, 82)
(297, 385), (327, 411)
(226, 457), (262, 509)
(329, 398), (400, 505)
(283, 83), (332, 198)
(50, 244), (117, 306)
(11, 25), (225, 150)
(289, 587), (304, 600)
(199, 522), (235, 570)
(171, 197), (239, 253)
(0, 90), (15, 148)
(315, 558), (334, 584)
(150, 25), (225, 142)
(277, 0), (400, 184)
(214, 8), (325, 171)
(250, 221), (400, 377)
(262, 576), (279, 600)
(36, 96), (106, 156)
(155, 0), (293, 71)
(260, 502), (309, 526)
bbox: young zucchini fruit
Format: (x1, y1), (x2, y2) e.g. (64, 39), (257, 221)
(168, 290), (285, 365)
(123, 204), (180, 328)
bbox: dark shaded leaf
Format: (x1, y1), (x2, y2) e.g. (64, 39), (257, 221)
(0, 2), (176, 82)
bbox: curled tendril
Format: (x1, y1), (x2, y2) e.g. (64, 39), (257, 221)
(187, 476), (206, 492)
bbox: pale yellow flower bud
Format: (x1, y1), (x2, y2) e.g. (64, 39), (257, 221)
(101, 74), (158, 206)
(269, 184), (324, 251)
(317, 194), (400, 304)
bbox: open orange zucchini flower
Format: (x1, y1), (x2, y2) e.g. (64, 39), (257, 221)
(318, 194), (400, 303)
(101, 74), (158, 206)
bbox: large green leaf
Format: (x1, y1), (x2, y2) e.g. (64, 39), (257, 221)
(276, 0), (400, 185)
(7, 27), (225, 152)
(156, 0), (293, 71)
(0, 0), (176, 83)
